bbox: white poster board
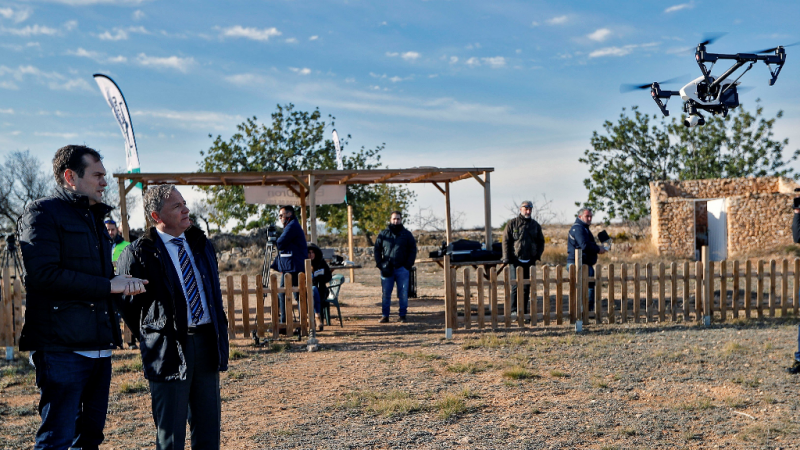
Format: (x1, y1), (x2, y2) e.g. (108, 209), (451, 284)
(707, 198), (727, 261)
(244, 185), (346, 206)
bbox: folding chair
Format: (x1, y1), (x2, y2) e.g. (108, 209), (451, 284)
(323, 274), (345, 327)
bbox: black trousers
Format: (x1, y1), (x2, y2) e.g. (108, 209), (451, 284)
(509, 261), (534, 314)
(148, 326), (221, 450)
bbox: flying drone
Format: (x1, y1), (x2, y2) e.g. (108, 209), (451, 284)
(622, 35), (793, 127)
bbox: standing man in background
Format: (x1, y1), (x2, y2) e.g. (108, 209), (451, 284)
(271, 205), (308, 324)
(788, 200), (800, 374)
(104, 218), (130, 263)
(567, 207), (606, 312)
(502, 200), (546, 318)
(118, 185), (229, 450)
(18, 144), (147, 450)
(374, 211), (417, 323)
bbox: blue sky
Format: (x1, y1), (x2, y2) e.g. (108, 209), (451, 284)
(1, 0), (799, 230)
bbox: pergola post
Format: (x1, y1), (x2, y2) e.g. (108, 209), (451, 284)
(117, 178), (130, 242)
(299, 184), (307, 236)
(483, 171), (492, 248)
(444, 181), (452, 245)
(308, 174), (317, 245)
(347, 204), (355, 283)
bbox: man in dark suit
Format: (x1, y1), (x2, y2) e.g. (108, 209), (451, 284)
(18, 144), (148, 450)
(118, 185), (228, 450)
(270, 205), (308, 323)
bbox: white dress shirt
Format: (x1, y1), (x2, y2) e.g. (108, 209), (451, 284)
(156, 229), (212, 326)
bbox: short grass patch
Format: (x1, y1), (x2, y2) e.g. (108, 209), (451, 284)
(732, 376), (761, 388)
(343, 390), (422, 417)
(502, 366), (538, 380)
(720, 341), (748, 356)
(678, 397), (714, 411)
(118, 380), (148, 394)
(434, 393), (467, 420)
(229, 348), (248, 360)
(549, 369), (569, 378)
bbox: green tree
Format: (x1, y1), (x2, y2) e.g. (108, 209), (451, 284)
(198, 103), (415, 234)
(580, 101), (799, 223)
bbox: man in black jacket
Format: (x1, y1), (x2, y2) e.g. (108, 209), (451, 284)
(502, 200), (546, 316)
(118, 185), (229, 450)
(789, 204), (800, 374)
(374, 211), (417, 323)
(567, 207), (606, 311)
(18, 145), (148, 450)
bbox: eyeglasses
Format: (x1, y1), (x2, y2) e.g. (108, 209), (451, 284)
(521, 206), (533, 210)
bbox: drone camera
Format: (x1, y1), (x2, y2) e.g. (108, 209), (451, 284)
(683, 114), (705, 128)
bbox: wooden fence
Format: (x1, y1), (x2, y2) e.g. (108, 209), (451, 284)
(443, 248), (800, 336)
(222, 260), (316, 340)
(0, 267), (24, 348)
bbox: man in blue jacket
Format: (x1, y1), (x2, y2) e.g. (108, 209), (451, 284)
(567, 208), (606, 311)
(118, 185), (229, 450)
(270, 205), (308, 323)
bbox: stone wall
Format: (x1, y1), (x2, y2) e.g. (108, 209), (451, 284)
(650, 177), (798, 259)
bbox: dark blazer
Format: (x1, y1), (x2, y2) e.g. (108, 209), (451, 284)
(567, 218), (601, 266)
(117, 226), (229, 382)
(374, 225), (417, 271)
(17, 187), (121, 352)
(270, 217), (308, 274)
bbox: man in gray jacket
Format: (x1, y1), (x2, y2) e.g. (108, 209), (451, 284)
(502, 200), (545, 317)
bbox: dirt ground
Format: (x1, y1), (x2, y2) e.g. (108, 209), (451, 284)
(2, 265), (800, 449)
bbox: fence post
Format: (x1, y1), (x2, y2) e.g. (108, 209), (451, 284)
(241, 274), (250, 338)
(633, 263), (641, 323)
(270, 274), (280, 339)
(702, 246), (711, 326)
(658, 262), (666, 323)
(504, 266), (512, 328)
(720, 260), (727, 322)
(542, 265), (550, 326)
(682, 262), (690, 322)
(607, 264), (615, 324)
(516, 266), (525, 328)
(732, 260), (740, 319)
(575, 249), (583, 333)
(476, 267), (486, 329)
(255, 275), (266, 339)
(306, 258), (319, 351)
(670, 262), (678, 322)
(556, 265), (563, 325)
(226, 275), (236, 339)
(569, 264), (576, 324)
(782, 259), (788, 318)
(620, 264), (628, 323)
(769, 259), (776, 318)
(444, 254), (452, 339)
(744, 261), (752, 319)
(463, 268), (472, 329)
(490, 266), (498, 329)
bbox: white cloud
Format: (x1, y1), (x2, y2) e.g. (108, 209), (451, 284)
(465, 57), (480, 67)
(1, 42), (41, 52)
(137, 53), (195, 72)
(0, 7), (31, 23)
(531, 21), (539, 27)
(309, 35), (318, 41)
(664, 3), (693, 13)
(217, 25), (281, 41)
(108, 55), (127, 63)
(588, 46), (632, 58)
(547, 15), (568, 25)
(132, 10), (145, 20)
(587, 28), (612, 42)
(449, 56), (458, 64)
(0, 108), (13, 114)
(224, 73), (270, 86)
(385, 51), (398, 57)
(285, 37), (297, 43)
(401, 51), (420, 61)
(1, 24), (59, 36)
(66, 47), (127, 63)
(63, 20), (77, 31)
(48, 78), (93, 91)
(30, 0), (148, 5)
(344, 77), (355, 83)
(289, 67), (311, 75)
(99, 28), (127, 40)
(482, 56), (506, 68)
(0, 81), (18, 89)
(132, 109), (244, 131)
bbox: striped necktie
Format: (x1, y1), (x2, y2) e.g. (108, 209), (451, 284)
(170, 238), (204, 324)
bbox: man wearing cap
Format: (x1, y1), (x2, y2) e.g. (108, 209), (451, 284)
(104, 219), (130, 263)
(502, 200), (546, 317)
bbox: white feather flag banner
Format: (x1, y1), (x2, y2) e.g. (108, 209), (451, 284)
(93, 74), (141, 176)
(332, 129), (343, 170)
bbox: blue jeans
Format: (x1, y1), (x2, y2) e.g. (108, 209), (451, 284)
(381, 267), (409, 318)
(32, 351), (112, 450)
(567, 263), (596, 312)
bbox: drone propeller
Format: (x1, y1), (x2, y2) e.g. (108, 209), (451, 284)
(749, 41), (800, 54)
(619, 75), (685, 93)
(699, 32), (727, 47)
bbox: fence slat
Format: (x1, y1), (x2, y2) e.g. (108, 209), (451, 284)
(646, 263), (653, 322)
(255, 275), (265, 338)
(477, 267), (486, 329)
(757, 261), (764, 319)
(595, 263), (603, 324)
(543, 265), (550, 326)
(271, 274), (280, 338)
(531, 265), (539, 326)
(620, 264), (628, 324)
(515, 266), (525, 327)
(670, 262), (677, 322)
(490, 267), (498, 329)
(745, 261), (752, 319)
(504, 266), (512, 328)
(582, 265), (589, 323)
(607, 264), (615, 324)
(298, 272), (308, 336)
(633, 263), (641, 323)
(720, 261), (727, 322)
(695, 261), (703, 322)
(658, 262), (666, 323)
(241, 275), (251, 337)
(769, 260), (776, 318)
(683, 262), (690, 322)
(782, 259), (789, 318)
(732, 260), (740, 319)
(463, 268), (472, 329)
(226, 275), (236, 339)
(1, 268), (10, 347)
(284, 273), (294, 336)
(795, 259), (800, 317)
(556, 265), (564, 325)
(569, 265), (576, 324)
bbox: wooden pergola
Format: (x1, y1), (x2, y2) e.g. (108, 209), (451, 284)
(113, 167), (494, 263)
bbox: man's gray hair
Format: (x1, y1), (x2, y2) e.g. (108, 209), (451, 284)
(577, 207), (593, 217)
(144, 184), (178, 216)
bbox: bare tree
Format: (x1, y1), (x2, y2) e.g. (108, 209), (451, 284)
(506, 194), (562, 225)
(102, 170), (140, 224)
(189, 199), (219, 234)
(0, 151), (53, 232)
(408, 206), (465, 231)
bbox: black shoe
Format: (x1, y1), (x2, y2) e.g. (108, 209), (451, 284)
(379, 316), (389, 323)
(787, 360), (800, 374)
(399, 316), (407, 323)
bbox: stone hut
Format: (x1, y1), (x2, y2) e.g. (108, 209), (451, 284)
(650, 177), (798, 260)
